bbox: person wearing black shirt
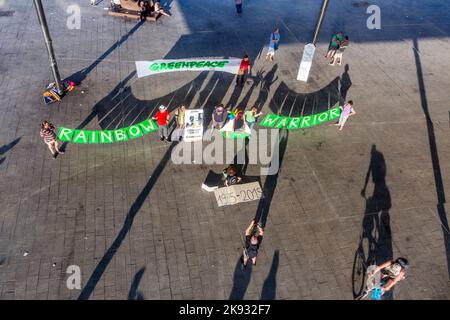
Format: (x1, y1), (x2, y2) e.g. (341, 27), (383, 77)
(242, 220), (264, 267)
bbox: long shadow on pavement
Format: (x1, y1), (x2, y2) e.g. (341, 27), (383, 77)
(128, 267), (146, 300)
(229, 257), (253, 300)
(0, 137), (21, 166)
(352, 144), (393, 299)
(260, 250), (279, 300)
(67, 20), (145, 84)
(78, 142), (178, 299)
(413, 37), (450, 278)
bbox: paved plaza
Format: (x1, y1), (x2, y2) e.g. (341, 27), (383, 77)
(0, 0), (450, 299)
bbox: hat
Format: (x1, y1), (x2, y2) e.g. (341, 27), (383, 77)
(159, 105), (167, 111)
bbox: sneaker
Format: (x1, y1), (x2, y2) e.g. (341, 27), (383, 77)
(166, 138), (171, 142)
(58, 151), (65, 154)
(160, 136), (164, 141)
(52, 154), (57, 159)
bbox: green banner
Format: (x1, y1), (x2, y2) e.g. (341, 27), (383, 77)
(57, 119), (158, 144)
(259, 106), (341, 129)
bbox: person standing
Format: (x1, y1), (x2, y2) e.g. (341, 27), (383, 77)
(266, 27), (280, 62)
(242, 219), (264, 267)
(244, 106), (263, 132)
(235, 0), (242, 14)
(174, 104), (186, 141)
(152, 105), (171, 141)
(90, 0), (96, 5)
(236, 55), (251, 87)
(40, 121), (64, 159)
(211, 104), (228, 130)
(335, 100), (356, 131)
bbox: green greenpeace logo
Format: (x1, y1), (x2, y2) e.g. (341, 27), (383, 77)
(260, 106), (341, 129)
(150, 60), (230, 72)
(57, 119), (158, 144)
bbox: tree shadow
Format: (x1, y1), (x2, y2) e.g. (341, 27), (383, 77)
(260, 250), (279, 300)
(78, 142), (178, 299)
(413, 37), (450, 278)
(352, 144), (393, 299)
(0, 137), (21, 166)
(127, 267), (145, 300)
(228, 256), (252, 300)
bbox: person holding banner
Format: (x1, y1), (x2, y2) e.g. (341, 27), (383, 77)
(211, 104), (228, 130)
(244, 106), (263, 133)
(335, 100), (356, 131)
(152, 105), (171, 141)
(174, 104), (186, 141)
(236, 55), (251, 87)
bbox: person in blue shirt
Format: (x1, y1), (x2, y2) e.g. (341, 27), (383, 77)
(265, 27), (280, 62)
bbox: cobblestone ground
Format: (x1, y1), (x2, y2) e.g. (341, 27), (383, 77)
(0, 0), (449, 299)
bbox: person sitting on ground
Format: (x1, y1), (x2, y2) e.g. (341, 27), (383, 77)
(138, 0), (151, 21)
(326, 32), (343, 59)
(330, 35), (349, 65)
(242, 219), (264, 267)
(153, 0), (171, 16)
(223, 165), (242, 187)
(366, 258), (409, 297)
(211, 104), (228, 130)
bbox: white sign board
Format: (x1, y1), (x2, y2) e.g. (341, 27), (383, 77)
(214, 182), (263, 207)
(135, 58), (242, 78)
(297, 43), (316, 82)
(184, 109), (204, 142)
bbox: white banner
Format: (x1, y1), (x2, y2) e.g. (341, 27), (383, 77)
(183, 109), (204, 142)
(297, 43), (316, 82)
(135, 58), (242, 78)
(214, 182), (263, 207)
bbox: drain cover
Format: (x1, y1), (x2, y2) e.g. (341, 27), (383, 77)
(0, 10), (14, 16)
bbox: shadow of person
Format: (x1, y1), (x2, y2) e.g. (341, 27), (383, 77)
(340, 64), (352, 104)
(0, 137), (21, 166)
(359, 144), (393, 300)
(260, 250), (279, 300)
(128, 267), (146, 300)
(255, 64), (279, 111)
(229, 256), (253, 300)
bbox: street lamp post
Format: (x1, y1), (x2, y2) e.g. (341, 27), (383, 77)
(297, 0), (330, 82)
(33, 0), (64, 95)
(312, 0), (330, 45)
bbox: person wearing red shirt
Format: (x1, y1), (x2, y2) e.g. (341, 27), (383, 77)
(152, 105), (171, 141)
(236, 54), (251, 87)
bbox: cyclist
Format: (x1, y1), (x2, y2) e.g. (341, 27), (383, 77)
(366, 257), (409, 297)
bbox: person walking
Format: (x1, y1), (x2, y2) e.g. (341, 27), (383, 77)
(40, 121), (64, 159)
(266, 27), (280, 62)
(244, 106), (263, 132)
(211, 104), (228, 130)
(335, 100), (356, 131)
(235, 0), (242, 14)
(152, 105), (171, 141)
(236, 54), (251, 87)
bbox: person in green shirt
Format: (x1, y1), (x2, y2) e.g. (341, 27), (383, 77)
(244, 106), (263, 132)
(326, 32), (343, 59)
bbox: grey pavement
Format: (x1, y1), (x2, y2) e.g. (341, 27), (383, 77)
(0, 0), (450, 299)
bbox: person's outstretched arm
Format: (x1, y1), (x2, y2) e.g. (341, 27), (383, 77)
(383, 270), (406, 292)
(245, 220), (255, 236)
